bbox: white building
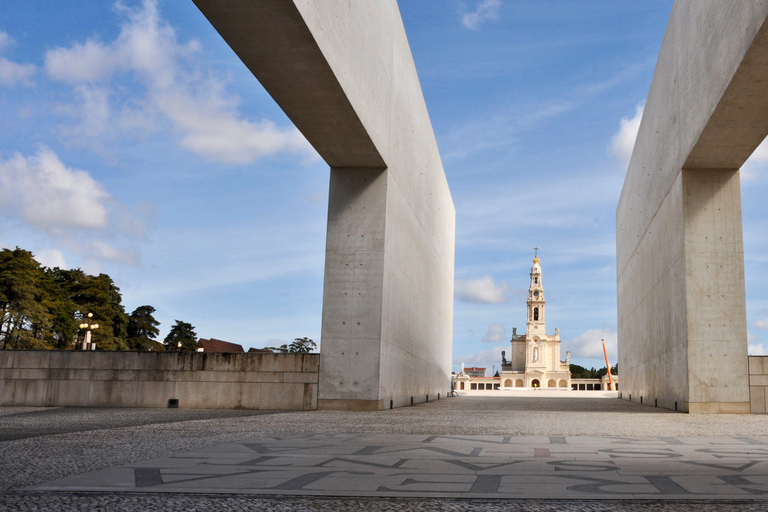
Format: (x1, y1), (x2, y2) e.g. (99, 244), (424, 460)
(499, 252), (571, 389)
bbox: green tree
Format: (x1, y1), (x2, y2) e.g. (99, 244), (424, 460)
(127, 305), (163, 351)
(53, 269), (129, 351)
(266, 337), (317, 353)
(288, 337), (316, 353)
(569, 364), (601, 379)
(42, 267), (80, 349)
(0, 248), (51, 350)
(164, 320), (198, 351)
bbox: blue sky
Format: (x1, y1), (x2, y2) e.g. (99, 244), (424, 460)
(1, 0), (766, 373)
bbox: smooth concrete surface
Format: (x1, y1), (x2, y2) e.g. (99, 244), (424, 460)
(750, 356), (768, 413)
(0, 351), (318, 410)
(616, 1), (768, 413)
(191, 1), (455, 411)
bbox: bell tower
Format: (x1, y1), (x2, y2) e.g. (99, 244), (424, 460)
(526, 247), (545, 336)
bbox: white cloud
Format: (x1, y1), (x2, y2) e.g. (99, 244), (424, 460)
(462, 0), (502, 30)
(455, 275), (509, 303)
(0, 31), (35, 86)
(46, 39), (117, 83)
(566, 326), (617, 362)
(742, 137), (768, 180)
(482, 323), (506, 343)
(44, 0), (315, 164)
(609, 103), (644, 170)
(35, 248), (67, 269)
(0, 147), (109, 231)
(453, 345), (505, 375)
(89, 240), (139, 266)
(756, 318), (768, 330)
(749, 331), (767, 355)
(0, 31), (10, 52)
(0, 57), (35, 86)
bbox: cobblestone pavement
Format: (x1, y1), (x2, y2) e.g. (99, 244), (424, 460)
(3, 494), (768, 511)
(3, 396), (768, 510)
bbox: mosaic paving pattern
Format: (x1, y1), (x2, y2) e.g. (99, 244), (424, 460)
(28, 434), (768, 499)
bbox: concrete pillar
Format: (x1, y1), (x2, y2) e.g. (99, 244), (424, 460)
(192, 0), (455, 410)
(319, 168), (387, 409)
(617, 0), (768, 413)
(618, 169), (749, 413)
(682, 169), (749, 412)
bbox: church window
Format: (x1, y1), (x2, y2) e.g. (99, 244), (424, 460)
(534, 308), (539, 321)
(471, 383), (477, 390)
(534, 277), (538, 284)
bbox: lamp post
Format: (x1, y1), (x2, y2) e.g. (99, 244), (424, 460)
(79, 313), (99, 351)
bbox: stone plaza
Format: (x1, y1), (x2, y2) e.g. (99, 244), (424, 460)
(5, 396), (768, 510)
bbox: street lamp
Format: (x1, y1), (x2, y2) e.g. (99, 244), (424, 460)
(79, 312), (99, 351)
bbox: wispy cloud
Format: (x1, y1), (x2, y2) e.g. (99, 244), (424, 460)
(482, 323), (506, 343)
(0, 146), (146, 266)
(749, 331), (768, 355)
(566, 326), (617, 362)
(755, 318), (768, 330)
(0, 31), (35, 86)
(45, 0), (315, 164)
(609, 103), (644, 170)
(742, 137), (768, 180)
(34, 248), (67, 269)
(0, 147), (109, 231)
(453, 344), (505, 374)
(455, 275), (509, 303)
(462, 0), (502, 30)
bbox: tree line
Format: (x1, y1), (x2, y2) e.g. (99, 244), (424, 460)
(569, 363), (618, 378)
(0, 247), (196, 351)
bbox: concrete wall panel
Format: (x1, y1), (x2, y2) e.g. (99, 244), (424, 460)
(618, 1), (768, 413)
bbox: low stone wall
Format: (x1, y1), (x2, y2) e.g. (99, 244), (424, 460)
(0, 351), (318, 410)
(749, 356), (768, 414)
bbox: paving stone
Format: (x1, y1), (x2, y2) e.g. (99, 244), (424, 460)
(4, 396), (768, 509)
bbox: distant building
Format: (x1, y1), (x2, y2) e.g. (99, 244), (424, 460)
(198, 338), (245, 353)
(464, 367), (486, 377)
(497, 252), (571, 389)
(572, 373), (619, 391)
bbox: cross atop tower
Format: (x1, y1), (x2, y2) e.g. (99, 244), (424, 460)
(534, 246), (539, 258)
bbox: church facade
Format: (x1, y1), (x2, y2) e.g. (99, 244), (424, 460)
(499, 253), (571, 389)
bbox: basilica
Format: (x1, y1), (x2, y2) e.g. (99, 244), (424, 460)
(499, 252), (571, 389)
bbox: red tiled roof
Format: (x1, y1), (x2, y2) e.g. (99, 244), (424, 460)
(198, 338), (245, 353)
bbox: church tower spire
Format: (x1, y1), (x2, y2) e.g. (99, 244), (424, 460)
(527, 247), (545, 335)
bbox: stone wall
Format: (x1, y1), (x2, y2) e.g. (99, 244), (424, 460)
(749, 356), (768, 414)
(0, 351), (318, 410)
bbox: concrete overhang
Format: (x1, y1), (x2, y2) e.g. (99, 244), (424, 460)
(684, 19), (768, 169)
(192, 0), (386, 169)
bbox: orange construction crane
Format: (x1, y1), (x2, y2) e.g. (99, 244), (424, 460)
(602, 338), (614, 391)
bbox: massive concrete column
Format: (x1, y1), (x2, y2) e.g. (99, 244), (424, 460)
(192, 1), (455, 410)
(617, 1), (768, 413)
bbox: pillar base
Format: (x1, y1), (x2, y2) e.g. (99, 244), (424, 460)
(317, 399), (384, 411)
(687, 402), (750, 414)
